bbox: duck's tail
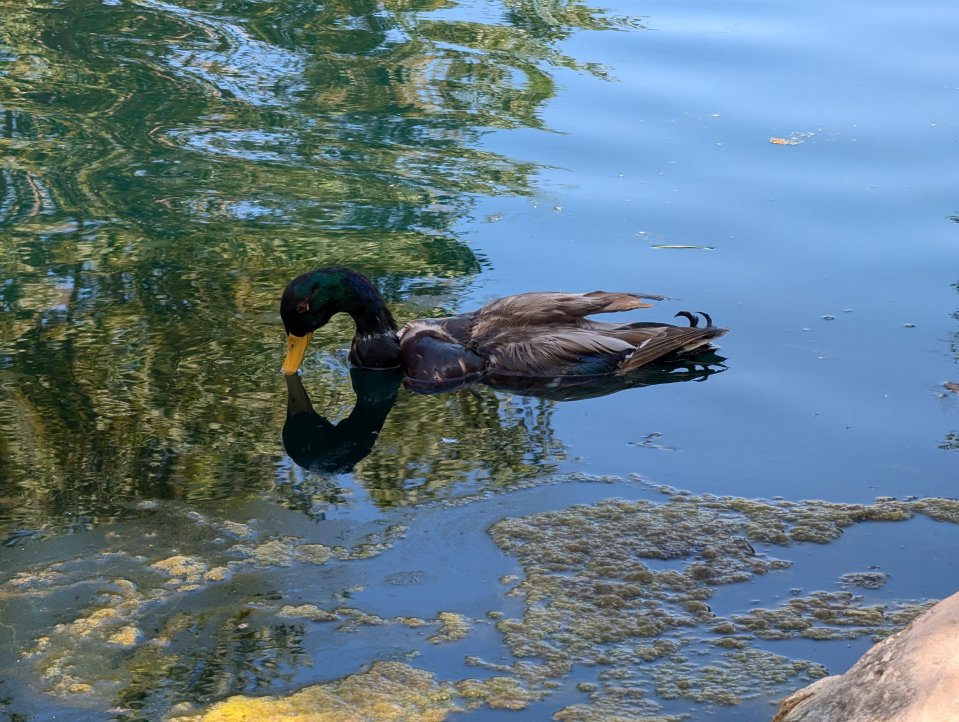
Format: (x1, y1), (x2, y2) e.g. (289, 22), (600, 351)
(616, 312), (728, 372)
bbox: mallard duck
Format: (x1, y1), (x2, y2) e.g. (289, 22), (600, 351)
(281, 267), (727, 392)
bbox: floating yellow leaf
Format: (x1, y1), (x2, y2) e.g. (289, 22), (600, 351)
(770, 131), (813, 146)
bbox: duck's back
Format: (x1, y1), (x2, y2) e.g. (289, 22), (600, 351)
(398, 289), (726, 390)
(470, 289), (724, 377)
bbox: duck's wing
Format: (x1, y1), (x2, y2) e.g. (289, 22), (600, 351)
(483, 328), (637, 377)
(482, 320), (727, 377)
(471, 290), (666, 337)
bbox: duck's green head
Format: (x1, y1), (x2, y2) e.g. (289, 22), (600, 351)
(280, 267), (397, 374)
(280, 267), (349, 374)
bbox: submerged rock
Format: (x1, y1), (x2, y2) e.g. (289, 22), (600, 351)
(774, 590), (959, 722)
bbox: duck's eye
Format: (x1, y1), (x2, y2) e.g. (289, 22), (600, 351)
(296, 300), (310, 314)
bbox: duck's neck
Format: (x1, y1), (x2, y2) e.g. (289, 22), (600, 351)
(338, 270), (401, 369)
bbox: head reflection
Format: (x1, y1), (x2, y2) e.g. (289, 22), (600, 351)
(282, 356), (725, 471)
(282, 367), (402, 474)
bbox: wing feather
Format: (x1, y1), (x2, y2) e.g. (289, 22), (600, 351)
(486, 330), (635, 376)
(472, 290), (665, 338)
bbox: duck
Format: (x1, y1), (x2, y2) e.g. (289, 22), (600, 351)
(280, 266), (727, 392)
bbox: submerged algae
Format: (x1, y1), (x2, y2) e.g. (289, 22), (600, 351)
(25, 581), (147, 699)
(173, 659), (543, 721)
(5, 503), (409, 708)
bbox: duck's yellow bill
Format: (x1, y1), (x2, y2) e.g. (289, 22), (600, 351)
(282, 332), (313, 375)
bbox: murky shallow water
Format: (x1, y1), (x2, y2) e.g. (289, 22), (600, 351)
(1, 0), (958, 719)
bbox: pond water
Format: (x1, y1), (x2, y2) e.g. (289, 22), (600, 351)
(1, 0), (958, 719)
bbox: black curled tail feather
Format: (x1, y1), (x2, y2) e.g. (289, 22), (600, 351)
(674, 311), (699, 327)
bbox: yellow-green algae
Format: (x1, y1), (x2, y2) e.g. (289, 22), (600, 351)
(455, 675), (542, 710)
(428, 611), (472, 643)
(24, 583), (146, 698)
(650, 648), (827, 704)
(272, 605), (473, 638)
(333, 607), (391, 628)
(294, 544), (334, 565)
(152, 555), (212, 590)
(276, 605), (339, 622)
(167, 661), (456, 722)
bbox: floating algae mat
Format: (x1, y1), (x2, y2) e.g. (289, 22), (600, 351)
(487, 487), (947, 720)
(1, 482), (957, 721)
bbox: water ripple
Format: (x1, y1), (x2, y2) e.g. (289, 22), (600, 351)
(162, 126), (301, 163)
(132, 0), (307, 108)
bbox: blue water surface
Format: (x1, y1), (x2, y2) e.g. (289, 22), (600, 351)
(1, 0), (958, 718)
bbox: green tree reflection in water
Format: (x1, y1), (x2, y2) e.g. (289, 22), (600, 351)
(0, 0), (645, 535)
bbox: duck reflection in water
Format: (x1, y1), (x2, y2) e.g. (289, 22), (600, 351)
(282, 356), (726, 472)
(283, 367), (402, 474)
(484, 352), (726, 402)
